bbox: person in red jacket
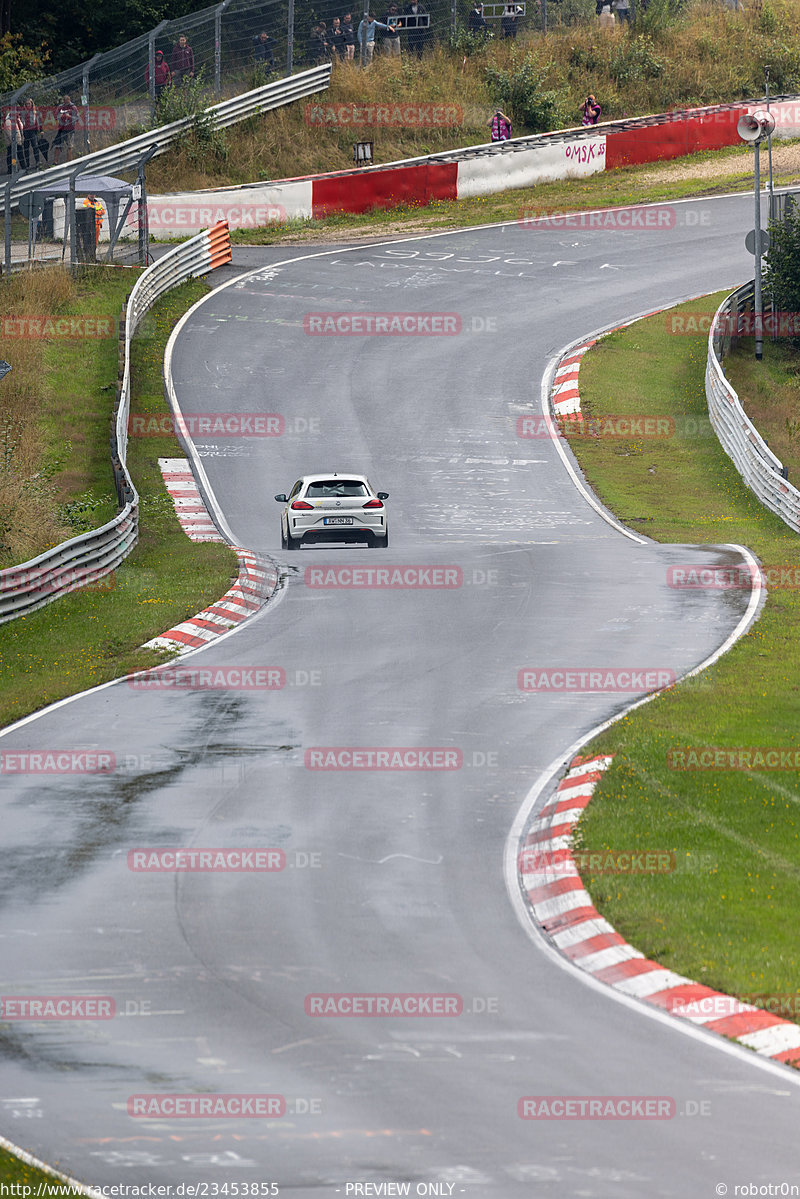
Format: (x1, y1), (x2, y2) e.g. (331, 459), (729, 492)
(170, 35), (195, 85)
(145, 50), (172, 99)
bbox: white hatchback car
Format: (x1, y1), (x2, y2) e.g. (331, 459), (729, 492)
(275, 473), (389, 549)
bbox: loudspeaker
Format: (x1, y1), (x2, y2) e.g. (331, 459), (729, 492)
(737, 109), (776, 143)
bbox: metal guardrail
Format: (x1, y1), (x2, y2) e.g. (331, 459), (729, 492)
(0, 221), (232, 624)
(706, 281), (800, 536)
(1, 64), (331, 213)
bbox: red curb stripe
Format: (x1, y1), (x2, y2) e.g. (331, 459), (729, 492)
(704, 1011), (787, 1038)
(539, 906), (601, 934)
(592, 957), (660, 985)
(526, 876), (587, 904)
(561, 930), (626, 960)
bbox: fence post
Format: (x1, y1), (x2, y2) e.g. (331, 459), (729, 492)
(4, 181), (10, 276)
(82, 53), (101, 155)
(214, 0), (232, 98)
(148, 21), (169, 115)
(69, 170), (77, 268)
(451, 0), (457, 38)
(287, 0), (295, 76)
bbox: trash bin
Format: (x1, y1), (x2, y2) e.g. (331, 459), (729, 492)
(75, 205), (96, 262)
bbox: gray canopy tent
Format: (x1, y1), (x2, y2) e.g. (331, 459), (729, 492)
(27, 168), (150, 266)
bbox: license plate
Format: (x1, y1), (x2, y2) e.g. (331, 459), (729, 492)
(323, 517), (353, 526)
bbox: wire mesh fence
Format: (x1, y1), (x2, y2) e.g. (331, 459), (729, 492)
(0, 0), (555, 181)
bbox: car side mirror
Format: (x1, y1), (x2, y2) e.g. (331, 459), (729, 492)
(274, 493), (287, 502)
(377, 491), (389, 500)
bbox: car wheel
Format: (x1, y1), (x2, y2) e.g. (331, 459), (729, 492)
(372, 530), (389, 548)
(286, 533), (300, 550)
(280, 525), (287, 550)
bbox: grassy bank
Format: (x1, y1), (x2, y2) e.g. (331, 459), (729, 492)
(0, 1147), (82, 1196)
(725, 336), (800, 482)
(566, 296), (800, 1013)
(144, 0), (800, 193)
(0, 276), (238, 730)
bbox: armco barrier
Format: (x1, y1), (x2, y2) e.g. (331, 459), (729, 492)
(145, 93), (800, 234)
(706, 282), (800, 536)
(0, 221), (232, 624)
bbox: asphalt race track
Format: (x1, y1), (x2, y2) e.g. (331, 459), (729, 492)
(2, 194), (800, 1196)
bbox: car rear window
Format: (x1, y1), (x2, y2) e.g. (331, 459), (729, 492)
(306, 480), (368, 497)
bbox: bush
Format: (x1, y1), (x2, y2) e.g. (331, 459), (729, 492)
(765, 203), (800, 325)
(609, 34), (665, 83)
(484, 55), (561, 131)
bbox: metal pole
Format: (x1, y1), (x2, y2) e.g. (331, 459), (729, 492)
(69, 171), (77, 269)
(148, 22), (168, 115)
(361, 4), (369, 67)
(541, 0), (547, 33)
(754, 139), (763, 361)
(451, 0), (457, 38)
(287, 0), (295, 75)
(765, 66), (774, 221)
(4, 182), (11, 276)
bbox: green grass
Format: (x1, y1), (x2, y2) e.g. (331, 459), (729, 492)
(0, 277), (239, 729)
(567, 296), (800, 1016)
(725, 335), (800, 483)
(0, 1147), (83, 1194)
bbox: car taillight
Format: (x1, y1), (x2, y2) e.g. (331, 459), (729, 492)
(291, 500), (314, 510)
(362, 499), (383, 508)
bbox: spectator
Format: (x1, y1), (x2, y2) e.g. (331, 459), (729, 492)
(468, 2), (488, 34)
(489, 108), (511, 141)
(382, 5), (402, 55)
(596, 0), (615, 27)
(52, 94), (78, 164)
(3, 105), (23, 173)
(613, 0), (631, 21)
(252, 31), (275, 69)
(20, 97), (43, 170)
(582, 94), (602, 125)
(403, 0), (429, 56)
(307, 22), (331, 63)
(328, 18), (346, 60)
(357, 14), (391, 65)
(145, 50), (172, 100)
(341, 13), (357, 60)
(501, 4), (522, 37)
(170, 34), (195, 85)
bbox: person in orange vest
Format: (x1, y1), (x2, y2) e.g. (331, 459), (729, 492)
(82, 193), (105, 243)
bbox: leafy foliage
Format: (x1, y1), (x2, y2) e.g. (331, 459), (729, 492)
(484, 54), (560, 131)
(764, 203), (800, 329)
(0, 31), (48, 91)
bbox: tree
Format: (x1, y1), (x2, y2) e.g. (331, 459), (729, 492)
(0, 31), (48, 91)
(764, 201), (800, 321)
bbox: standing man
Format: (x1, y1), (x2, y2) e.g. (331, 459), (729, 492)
(468, 2), (488, 34)
(341, 13), (357, 60)
(403, 0), (429, 56)
(52, 94), (78, 164)
(501, 5), (521, 38)
(170, 34), (195, 85)
(357, 13), (393, 65)
(252, 31), (275, 69)
(20, 98), (43, 170)
(382, 5), (402, 55)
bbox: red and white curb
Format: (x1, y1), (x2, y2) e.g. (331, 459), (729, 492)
(551, 342), (594, 419)
(520, 754), (800, 1067)
(143, 457), (278, 653)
